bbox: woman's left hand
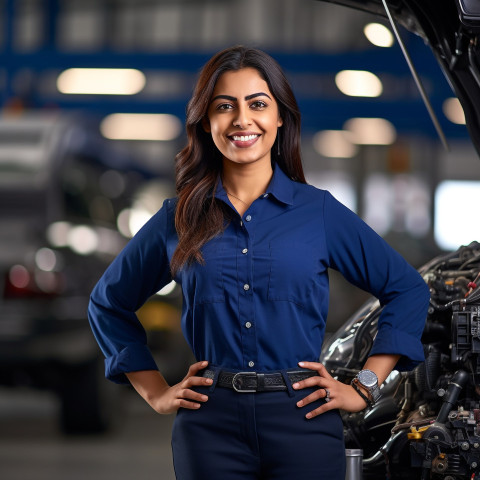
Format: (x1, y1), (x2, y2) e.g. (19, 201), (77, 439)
(292, 361), (369, 418)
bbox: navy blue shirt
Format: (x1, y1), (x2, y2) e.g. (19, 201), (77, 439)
(88, 166), (430, 384)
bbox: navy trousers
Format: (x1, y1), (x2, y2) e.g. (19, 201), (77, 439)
(171, 369), (346, 480)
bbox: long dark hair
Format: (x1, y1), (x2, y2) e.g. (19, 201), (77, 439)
(171, 45), (306, 275)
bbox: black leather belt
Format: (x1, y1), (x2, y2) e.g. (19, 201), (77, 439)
(201, 369), (317, 392)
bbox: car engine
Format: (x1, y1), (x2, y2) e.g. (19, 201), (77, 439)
(321, 241), (480, 480)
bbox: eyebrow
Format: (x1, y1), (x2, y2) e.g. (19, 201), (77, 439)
(210, 92), (272, 103)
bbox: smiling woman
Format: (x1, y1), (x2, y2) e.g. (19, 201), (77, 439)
(87, 45), (430, 480)
(202, 68), (283, 213)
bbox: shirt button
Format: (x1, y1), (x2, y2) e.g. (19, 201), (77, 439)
(245, 215), (252, 222)
(240, 220), (243, 227)
(248, 361), (255, 368)
(243, 284), (250, 291)
(242, 248), (248, 254)
(245, 322), (252, 328)
(263, 193), (269, 198)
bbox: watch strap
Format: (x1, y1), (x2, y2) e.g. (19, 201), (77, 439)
(351, 379), (373, 407)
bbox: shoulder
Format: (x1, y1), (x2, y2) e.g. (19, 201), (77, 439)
(291, 180), (331, 206)
(131, 196), (177, 239)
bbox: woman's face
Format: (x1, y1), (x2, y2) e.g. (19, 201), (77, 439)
(204, 67), (283, 168)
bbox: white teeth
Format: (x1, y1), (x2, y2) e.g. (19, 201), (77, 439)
(232, 134), (258, 141)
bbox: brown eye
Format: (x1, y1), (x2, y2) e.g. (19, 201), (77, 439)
(216, 103), (234, 111)
(250, 100), (267, 109)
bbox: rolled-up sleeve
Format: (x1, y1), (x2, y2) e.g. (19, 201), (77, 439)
(323, 192), (430, 371)
(88, 199), (173, 384)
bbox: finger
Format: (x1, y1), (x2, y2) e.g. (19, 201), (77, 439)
(184, 361), (209, 380)
(292, 375), (327, 391)
(183, 375), (214, 388)
(305, 402), (333, 419)
(296, 389), (327, 408)
(298, 361), (333, 379)
(178, 388), (209, 404)
(176, 399), (203, 410)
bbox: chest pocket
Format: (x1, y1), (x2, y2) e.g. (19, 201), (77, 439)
(183, 240), (225, 305)
(267, 241), (322, 309)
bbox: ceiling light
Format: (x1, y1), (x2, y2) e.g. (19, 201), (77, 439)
(443, 97), (466, 125)
(313, 130), (358, 158)
(364, 23), (394, 48)
(46, 221), (71, 247)
(335, 70), (383, 97)
(67, 225), (99, 255)
(35, 248), (57, 272)
(57, 68), (146, 95)
(435, 180), (480, 250)
(100, 113), (182, 141)
(344, 118), (396, 145)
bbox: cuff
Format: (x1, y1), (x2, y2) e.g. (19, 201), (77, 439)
(104, 343), (159, 384)
(370, 324), (425, 372)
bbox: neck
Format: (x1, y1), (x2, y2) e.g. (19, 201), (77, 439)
(221, 160), (274, 203)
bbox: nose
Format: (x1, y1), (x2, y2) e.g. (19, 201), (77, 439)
(233, 104), (252, 128)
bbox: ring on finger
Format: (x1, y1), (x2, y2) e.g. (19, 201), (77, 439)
(324, 388), (331, 403)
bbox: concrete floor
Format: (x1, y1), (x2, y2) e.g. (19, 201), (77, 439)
(0, 387), (176, 480)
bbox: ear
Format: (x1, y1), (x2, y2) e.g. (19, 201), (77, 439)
(202, 116), (211, 133)
(277, 116), (283, 127)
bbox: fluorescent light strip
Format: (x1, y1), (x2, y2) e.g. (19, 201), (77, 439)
(313, 130), (358, 158)
(364, 23), (394, 48)
(344, 118), (396, 145)
(335, 70), (383, 97)
(100, 113), (182, 141)
(443, 97), (466, 125)
(57, 68), (146, 95)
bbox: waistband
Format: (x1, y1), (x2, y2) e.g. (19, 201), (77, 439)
(200, 368), (317, 393)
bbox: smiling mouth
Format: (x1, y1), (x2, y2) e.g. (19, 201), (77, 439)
(230, 134), (260, 141)
(228, 134), (261, 148)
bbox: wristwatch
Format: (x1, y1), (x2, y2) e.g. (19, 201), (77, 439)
(354, 369), (381, 404)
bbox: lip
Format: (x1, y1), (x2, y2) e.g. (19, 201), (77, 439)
(227, 131), (261, 148)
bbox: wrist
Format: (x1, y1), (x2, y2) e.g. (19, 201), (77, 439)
(350, 380), (372, 408)
(354, 369), (381, 404)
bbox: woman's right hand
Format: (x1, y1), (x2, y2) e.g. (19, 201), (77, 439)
(126, 361), (212, 415)
(152, 360), (213, 414)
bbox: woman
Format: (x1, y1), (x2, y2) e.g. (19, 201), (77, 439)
(88, 46), (430, 480)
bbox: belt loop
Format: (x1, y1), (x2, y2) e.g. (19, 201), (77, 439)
(280, 369), (295, 397)
(207, 365), (220, 392)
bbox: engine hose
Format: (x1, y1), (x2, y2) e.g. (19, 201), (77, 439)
(415, 346), (441, 393)
(430, 287), (480, 311)
(436, 370), (469, 424)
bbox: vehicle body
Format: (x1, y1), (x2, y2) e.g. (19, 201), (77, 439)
(317, 2), (480, 478)
(0, 112), (144, 433)
(318, 0), (480, 156)
(322, 242), (480, 479)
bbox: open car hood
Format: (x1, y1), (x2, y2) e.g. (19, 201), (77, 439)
(318, 0), (480, 156)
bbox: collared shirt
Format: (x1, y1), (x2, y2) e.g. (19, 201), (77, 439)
(88, 165), (430, 384)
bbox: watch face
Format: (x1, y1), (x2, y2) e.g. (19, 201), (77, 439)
(357, 369), (377, 388)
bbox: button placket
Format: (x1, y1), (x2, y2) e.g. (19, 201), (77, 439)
(237, 209), (257, 371)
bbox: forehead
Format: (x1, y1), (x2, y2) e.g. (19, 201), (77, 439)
(212, 67), (272, 96)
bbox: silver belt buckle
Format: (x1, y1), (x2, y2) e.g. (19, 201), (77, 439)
(232, 372), (257, 392)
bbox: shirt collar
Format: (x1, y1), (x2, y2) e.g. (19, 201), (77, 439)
(213, 164), (295, 206)
(265, 164), (295, 205)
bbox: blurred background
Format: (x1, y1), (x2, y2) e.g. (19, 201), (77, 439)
(1, 0), (479, 479)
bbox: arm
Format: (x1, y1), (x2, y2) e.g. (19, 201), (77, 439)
(88, 200), (173, 384)
(293, 354), (400, 418)
(294, 192), (429, 418)
(125, 362), (213, 415)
